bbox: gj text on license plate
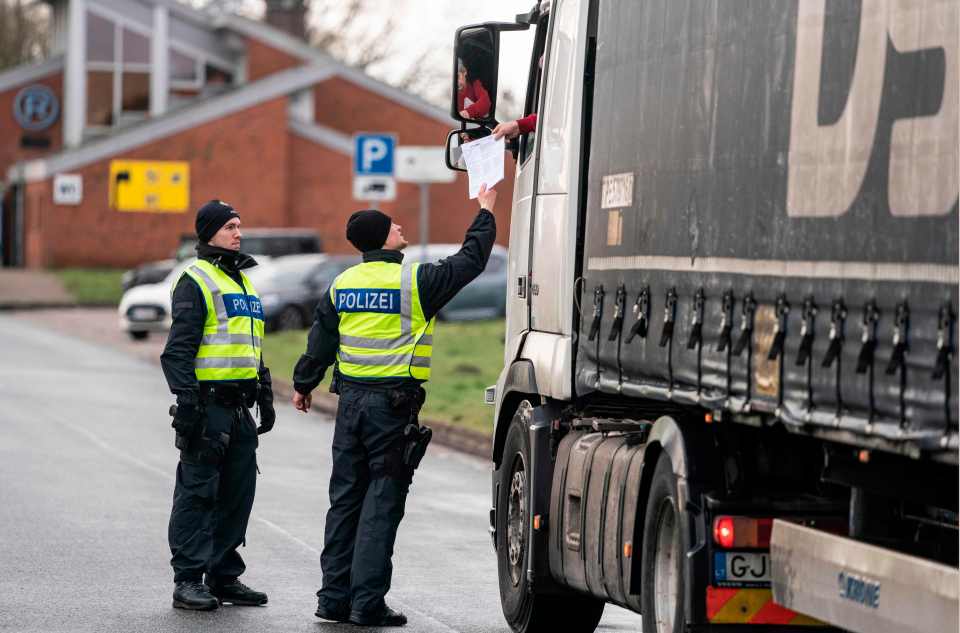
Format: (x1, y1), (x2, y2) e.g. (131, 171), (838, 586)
(714, 552), (770, 585)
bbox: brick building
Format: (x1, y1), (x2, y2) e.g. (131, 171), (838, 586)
(0, 0), (512, 268)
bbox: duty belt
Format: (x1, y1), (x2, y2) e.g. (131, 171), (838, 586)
(198, 382), (257, 408)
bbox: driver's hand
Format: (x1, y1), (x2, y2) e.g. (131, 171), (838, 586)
(492, 120), (520, 140)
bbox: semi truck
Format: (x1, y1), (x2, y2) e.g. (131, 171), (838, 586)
(444, 1), (958, 632)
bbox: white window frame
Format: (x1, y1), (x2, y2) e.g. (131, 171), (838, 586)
(84, 3), (238, 125)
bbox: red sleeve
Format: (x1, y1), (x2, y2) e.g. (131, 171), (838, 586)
(517, 112), (538, 135)
(465, 79), (491, 118)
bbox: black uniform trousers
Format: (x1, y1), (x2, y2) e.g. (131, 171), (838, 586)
(317, 384), (413, 619)
(168, 402), (259, 583)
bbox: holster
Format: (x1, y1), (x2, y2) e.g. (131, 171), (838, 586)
(401, 423), (432, 469)
(328, 366), (343, 395)
(169, 402), (231, 461)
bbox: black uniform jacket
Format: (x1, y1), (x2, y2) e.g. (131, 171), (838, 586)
(160, 244), (272, 405)
(293, 208), (497, 394)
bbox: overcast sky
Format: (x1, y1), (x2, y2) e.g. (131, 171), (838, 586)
(218, 0), (539, 115)
(382, 0), (537, 94)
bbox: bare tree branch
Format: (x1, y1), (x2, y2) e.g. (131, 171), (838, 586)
(0, 0), (49, 71)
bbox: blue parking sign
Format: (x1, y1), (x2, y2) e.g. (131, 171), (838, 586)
(354, 134), (396, 176)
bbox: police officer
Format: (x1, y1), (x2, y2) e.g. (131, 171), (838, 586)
(293, 185), (499, 626)
(161, 200), (275, 611)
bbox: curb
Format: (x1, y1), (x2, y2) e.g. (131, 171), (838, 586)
(270, 380), (493, 460)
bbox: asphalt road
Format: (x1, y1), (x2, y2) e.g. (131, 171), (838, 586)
(0, 314), (644, 633)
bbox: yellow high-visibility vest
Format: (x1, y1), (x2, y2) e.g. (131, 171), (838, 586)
(179, 259), (264, 381)
(330, 260), (435, 380)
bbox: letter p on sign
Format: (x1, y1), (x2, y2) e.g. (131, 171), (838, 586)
(354, 134), (396, 176)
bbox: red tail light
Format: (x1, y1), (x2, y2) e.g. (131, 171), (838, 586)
(712, 516), (773, 549)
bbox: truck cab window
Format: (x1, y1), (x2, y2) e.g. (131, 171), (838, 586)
(520, 15), (549, 165)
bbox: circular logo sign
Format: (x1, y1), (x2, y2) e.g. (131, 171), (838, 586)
(13, 84), (59, 131)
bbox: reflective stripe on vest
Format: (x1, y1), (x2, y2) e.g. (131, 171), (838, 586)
(181, 259), (264, 381)
(331, 261), (435, 380)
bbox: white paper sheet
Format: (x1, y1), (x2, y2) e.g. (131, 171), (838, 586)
(460, 135), (505, 199)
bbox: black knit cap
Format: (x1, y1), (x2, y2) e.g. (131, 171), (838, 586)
(346, 209), (392, 252)
(195, 200), (240, 243)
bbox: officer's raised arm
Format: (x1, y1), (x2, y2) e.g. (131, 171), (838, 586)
(414, 184), (498, 321)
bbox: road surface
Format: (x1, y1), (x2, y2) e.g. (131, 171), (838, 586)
(0, 313), (643, 632)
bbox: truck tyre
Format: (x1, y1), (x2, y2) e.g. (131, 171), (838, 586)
(496, 402), (605, 633)
(641, 456), (686, 633)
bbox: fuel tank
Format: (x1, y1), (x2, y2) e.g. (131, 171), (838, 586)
(548, 427), (649, 611)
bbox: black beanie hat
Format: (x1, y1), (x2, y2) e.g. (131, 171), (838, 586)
(196, 200), (240, 243)
(346, 209), (392, 252)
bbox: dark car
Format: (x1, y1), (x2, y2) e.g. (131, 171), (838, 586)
(121, 228), (324, 292)
(403, 243), (508, 320)
(120, 258), (177, 292)
(174, 229), (323, 262)
(249, 254), (360, 331)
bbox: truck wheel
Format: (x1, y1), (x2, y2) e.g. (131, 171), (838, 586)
(641, 456), (686, 633)
(496, 402), (605, 633)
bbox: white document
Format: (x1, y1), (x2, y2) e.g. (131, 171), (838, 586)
(460, 135), (505, 199)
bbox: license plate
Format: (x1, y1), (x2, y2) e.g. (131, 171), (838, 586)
(714, 552), (770, 585)
(130, 306), (159, 321)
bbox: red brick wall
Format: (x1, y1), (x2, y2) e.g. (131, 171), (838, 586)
(0, 70), (63, 179)
(245, 38), (301, 81)
(24, 97), (291, 268)
(288, 134), (513, 254)
(313, 76), (447, 144)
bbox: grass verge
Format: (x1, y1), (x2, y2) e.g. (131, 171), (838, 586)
(55, 268), (125, 305)
(263, 319), (505, 435)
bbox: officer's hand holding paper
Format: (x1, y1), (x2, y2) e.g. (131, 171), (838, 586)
(460, 134), (505, 199)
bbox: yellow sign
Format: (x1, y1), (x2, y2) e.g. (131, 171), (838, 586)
(109, 160), (190, 213)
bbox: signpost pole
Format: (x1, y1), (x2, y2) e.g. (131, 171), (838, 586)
(419, 182), (429, 253)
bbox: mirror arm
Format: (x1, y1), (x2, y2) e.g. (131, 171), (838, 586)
(515, 7), (538, 26)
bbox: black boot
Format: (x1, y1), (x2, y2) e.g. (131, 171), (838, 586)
(349, 605), (407, 627)
(207, 578), (268, 606)
(315, 599), (349, 622)
(172, 581), (219, 611)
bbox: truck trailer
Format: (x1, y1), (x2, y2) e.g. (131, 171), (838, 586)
(444, 1), (958, 632)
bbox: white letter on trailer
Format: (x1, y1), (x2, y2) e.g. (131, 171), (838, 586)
(887, 0), (959, 216)
(787, 0), (887, 217)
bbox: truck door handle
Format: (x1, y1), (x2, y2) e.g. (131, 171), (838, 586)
(517, 276), (527, 299)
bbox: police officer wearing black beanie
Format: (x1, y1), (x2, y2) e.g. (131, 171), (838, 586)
(292, 185), (499, 626)
(160, 200), (275, 611)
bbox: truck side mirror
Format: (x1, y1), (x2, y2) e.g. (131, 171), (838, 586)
(444, 130), (467, 172)
(445, 127), (496, 172)
(451, 25), (500, 125)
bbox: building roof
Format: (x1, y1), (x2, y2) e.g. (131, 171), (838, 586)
(5, 0), (455, 184)
(288, 119), (352, 156)
(0, 56), (64, 93)
(218, 13), (454, 127)
(8, 64), (337, 183)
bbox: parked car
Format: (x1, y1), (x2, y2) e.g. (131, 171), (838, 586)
(117, 256), (273, 340)
(174, 228), (323, 261)
(120, 258), (177, 292)
(403, 243), (508, 320)
(250, 254), (360, 331)
(120, 228), (323, 293)
(118, 260), (191, 340)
